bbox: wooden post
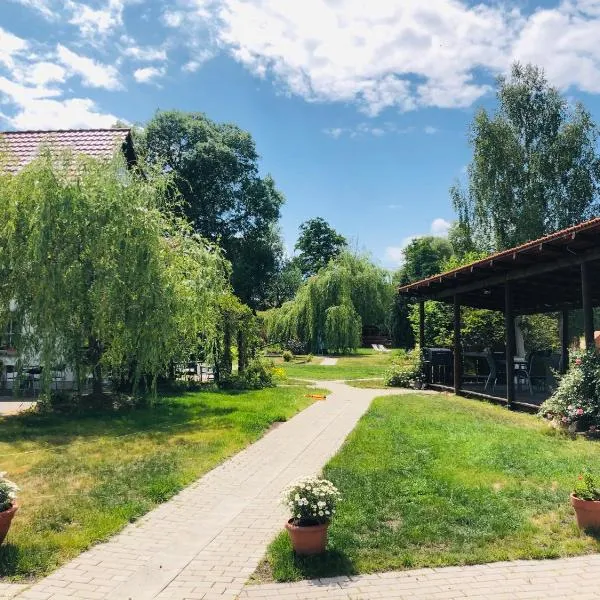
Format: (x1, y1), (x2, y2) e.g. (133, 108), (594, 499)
(505, 282), (515, 408)
(418, 301), (425, 350)
(560, 309), (569, 373)
(453, 295), (462, 394)
(581, 262), (594, 350)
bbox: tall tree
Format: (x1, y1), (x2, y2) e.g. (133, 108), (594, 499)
(391, 236), (452, 348)
(264, 252), (392, 353)
(398, 236), (453, 285)
(0, 150), (229, 397)
(452, 63), (600, 251)
(141, 110), (285, 307)
(295, 217), (347, 277)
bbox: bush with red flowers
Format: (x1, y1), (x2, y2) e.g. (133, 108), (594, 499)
(539, 350), (600, 432)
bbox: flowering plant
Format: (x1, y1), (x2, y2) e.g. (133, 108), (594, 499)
(282, 476), (341, 525)
(574, 469), (600, 501)
(539, 350), (600, 431)
(0, 473), (19, 512)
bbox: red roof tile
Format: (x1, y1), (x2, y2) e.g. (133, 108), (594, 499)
(0, 128), (132, 172)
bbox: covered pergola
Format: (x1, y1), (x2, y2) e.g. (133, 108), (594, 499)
(398, 217), (600, 410)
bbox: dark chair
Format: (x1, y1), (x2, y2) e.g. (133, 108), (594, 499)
(529, 352), (549, 393)
(484, 349), (499, 393)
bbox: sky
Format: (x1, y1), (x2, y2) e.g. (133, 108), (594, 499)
(2, 0), (600, 270)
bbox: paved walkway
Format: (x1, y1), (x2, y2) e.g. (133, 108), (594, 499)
(13, 382), (401, 600)
(319, 358), (338, 366)
(0, 400), (36, 415)
(240, 555), (600, 599)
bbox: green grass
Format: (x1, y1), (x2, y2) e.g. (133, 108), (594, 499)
(277, 349), (399, 381)
(344, 379), (387, 389)
(0, 385), (316, 581)
(264, 393), (600, 582)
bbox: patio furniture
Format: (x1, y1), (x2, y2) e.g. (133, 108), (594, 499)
(529, 352), (549, 393)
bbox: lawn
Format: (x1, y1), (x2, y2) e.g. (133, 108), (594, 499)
(276, 349), (399, 381)
(0, 385), (317, 581)
(263, 393), (600, 582)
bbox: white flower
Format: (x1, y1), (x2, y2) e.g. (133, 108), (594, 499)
(318, 510), (324, 516)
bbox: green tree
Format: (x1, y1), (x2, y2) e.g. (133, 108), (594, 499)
(295, 217), (347, 277)
(265, 257), (303, 307)
(398, 236), (453, 284)
(264, 253), (392, 353)
(391, 236), (452, 348)
(140, 110), (285, 308)
(0, 150), (229, 397)
(452, 63), (600, 251)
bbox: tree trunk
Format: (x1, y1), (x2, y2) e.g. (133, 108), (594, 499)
(88, 336), (103, 396)
(237, 329), (245, 374)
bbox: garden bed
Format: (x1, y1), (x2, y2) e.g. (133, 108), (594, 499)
(262, 392), (600, 582)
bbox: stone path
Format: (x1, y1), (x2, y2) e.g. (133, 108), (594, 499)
(13, 382), (401, 600)
(0, 400), (36, 415)
(319, 358), (338, 366)
(240, 555), (600, 599)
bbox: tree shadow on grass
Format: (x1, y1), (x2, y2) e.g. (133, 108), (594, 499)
(0, 397), (238, 450)
(290, 548), (357, 580)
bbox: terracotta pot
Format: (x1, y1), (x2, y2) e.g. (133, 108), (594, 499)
(571, 493), (600, 530)
(0, 503), (18, 545)
(285, 519), (329, 555)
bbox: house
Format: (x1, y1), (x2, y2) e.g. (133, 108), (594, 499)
(0, 127), (136, 172)
(0, 128), (137, 394)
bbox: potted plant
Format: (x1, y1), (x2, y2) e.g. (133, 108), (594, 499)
(0, 472), (19, 545)
(571, 469), (600, 530)
(282, 476), (340, 555)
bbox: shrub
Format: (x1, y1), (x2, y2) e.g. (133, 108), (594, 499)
(539, 351), (600, 431)
(219, 358), (276, 390)
(284, 338), (305, 354)
(574, 469), (600, 501)
(385, 349), (424, 388)
(0, 473), (19, 512)
(281, 476), (341, 526)
(282, 350), (293, 362)
(305, 353), (314, 363)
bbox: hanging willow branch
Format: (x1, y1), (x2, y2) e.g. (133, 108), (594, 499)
(0, 149), (230, 396)
(263, 252), (392, 353)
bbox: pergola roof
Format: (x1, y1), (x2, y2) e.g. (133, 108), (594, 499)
(398, 217), (600, 314)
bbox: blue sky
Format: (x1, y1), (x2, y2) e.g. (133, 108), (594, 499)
(2, 0), (600, 270)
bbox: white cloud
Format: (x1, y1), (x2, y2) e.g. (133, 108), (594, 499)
(0, 27), (28, 69)
(324, 122), (413, 138)
(424, 126), (438, 135)
(56, 45), (122, 90)
(4, 97), (119, 129)
(430, 217), (451, 236)
(385, 246), (406, 266)
(19, 62), (68, 86)
(8, 0), (57, 19)
(157, 0), (600, 116)
(122, 46), (167, 62)
(65, 0), (125, 39)
(133, 66), (166, 84)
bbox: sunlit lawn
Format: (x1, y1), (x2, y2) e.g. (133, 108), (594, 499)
(264, 393), (600, 582)
(276, 349), (399, 381)
(0, 385), (316, 581)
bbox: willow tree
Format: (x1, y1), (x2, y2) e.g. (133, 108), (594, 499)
(264, 253), (392, 353)
(0, 150), (229, 397)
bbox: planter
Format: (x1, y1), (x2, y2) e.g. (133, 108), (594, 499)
(0, 503), (18, 545)
(285, 518), (329, 555)
(571, 493), (600, 530)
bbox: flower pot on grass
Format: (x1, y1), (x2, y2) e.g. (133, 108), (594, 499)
(0, 504), (18, 545)
(571, 493), (600, 530)
(572, 469), (600, 530)
(286, 519), (329, 555)
(281, 476), (340, 556)
(0, 473), (19, 545)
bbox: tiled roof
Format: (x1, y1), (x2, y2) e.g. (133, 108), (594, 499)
(0, 128), (133, 172)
